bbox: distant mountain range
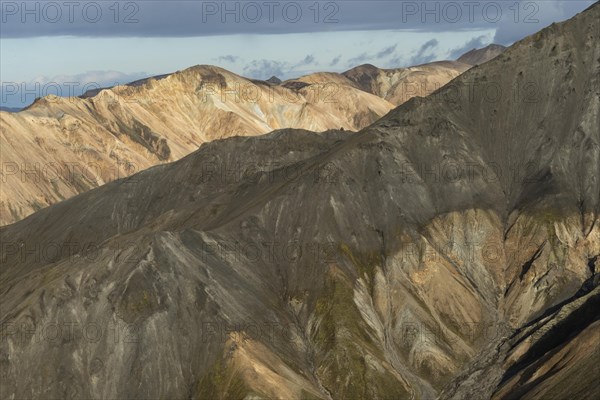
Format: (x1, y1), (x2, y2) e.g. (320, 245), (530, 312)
(0, 106), (22, 113)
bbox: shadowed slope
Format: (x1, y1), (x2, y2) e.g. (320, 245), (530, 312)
(0, 3), (599, 400)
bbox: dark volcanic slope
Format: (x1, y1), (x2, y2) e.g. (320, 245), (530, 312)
(1, 3), (599, 400)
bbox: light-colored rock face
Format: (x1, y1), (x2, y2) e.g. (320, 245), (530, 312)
(341, 61), (472, 105)
(0, 66), (394, 226)
(0, 3), (598, 399)
(292, 61), (473, 108)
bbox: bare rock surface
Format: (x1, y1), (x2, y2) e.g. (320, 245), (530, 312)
(0, 3), (599, 400)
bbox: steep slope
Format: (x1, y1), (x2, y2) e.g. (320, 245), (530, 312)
(456, 44), (507, 66)
(0, 66), (394, 225)
(0, 3), (599, 400)
(441, 283), (600, 399)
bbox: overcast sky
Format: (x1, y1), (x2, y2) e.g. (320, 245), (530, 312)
(0, 0), (595, 107)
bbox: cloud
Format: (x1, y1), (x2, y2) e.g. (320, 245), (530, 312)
(387, 55), (405, 68)
(409, 39), (439, 65)
(243, 60), (287, 80)
(377, 45), (397, 59)
(297, 55), (315, 66)
(242, 54), (321, 79)
(347, 53), (370, 66)
(347, 43), (399, 67)
(329, 55), (342, 66)
(493, 0), (594, 44)
(449, 35), (492, 59)
(2, 1), (591, 38)
(215, 55), (239, 63)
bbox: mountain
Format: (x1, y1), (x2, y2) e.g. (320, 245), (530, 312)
(79, 73), (171, 98)
(266, 76), (283, 85)
(342, 60), (473, 105)
(285, 60), (472, 107)
(276, 44), (506, 106)
(299, 48), (507, 106)
(457, 44), (507, 66)
(1, 3), (598, 399)
(0, 66), (394, 225)
(0, 57), (481, 226)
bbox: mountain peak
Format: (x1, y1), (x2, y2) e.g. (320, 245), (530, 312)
(1, 3), (599, 400)
(266, 76), (282, 84)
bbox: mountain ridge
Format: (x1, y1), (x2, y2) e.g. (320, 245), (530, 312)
(0, 50), (497, 226)
(0, 3), (598, 399)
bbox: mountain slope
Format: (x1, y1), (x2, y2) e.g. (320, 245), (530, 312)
(284, 59), (473, 108)
(0, 52), (490, 226)
(341, 60), (472, 105)
(0, 66), (394, 225)
(0, 3), (599, 399)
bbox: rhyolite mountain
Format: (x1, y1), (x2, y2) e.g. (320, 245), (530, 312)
(341, 60), (473, 105)
(1, 49), (491, 226)
(284, 59), (475, 108)
(0, 66), (392, 226)
(0, 4), (599, 400)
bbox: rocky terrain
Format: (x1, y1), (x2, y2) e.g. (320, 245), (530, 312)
(0, 49), (495, 226)
(0, 3), (598, 399)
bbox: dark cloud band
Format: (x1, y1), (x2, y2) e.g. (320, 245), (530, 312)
(0, 0), (593, 44)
